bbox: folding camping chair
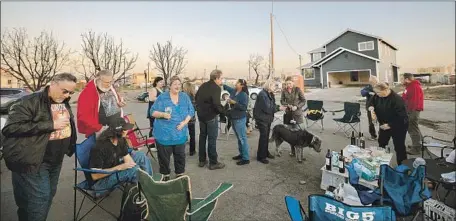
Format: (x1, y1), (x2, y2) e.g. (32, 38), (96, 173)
(284, 194), (396, 221)
(421, 135), (455, 160)
(123, 114), (157, 160)
(137, 169), (233, 221)
(218, 110), (233, 141)
(347, 163), (431, 221)
(73, 135), (128, 221)
(331, 102), (361, 137)
(303, 100), (326, 132)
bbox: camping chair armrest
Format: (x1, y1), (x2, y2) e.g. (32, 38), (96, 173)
(329, 109), (344, 115)
(133, 127), (153, 131)
(186, 182), (233, 215)
(303, 107), (308, 112)
(322, 107), (327, 112)
(440, 146), (455, 159)
(75, 167), (117, 175)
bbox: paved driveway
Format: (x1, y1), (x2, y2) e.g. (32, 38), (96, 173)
(1, 87), (454, 220)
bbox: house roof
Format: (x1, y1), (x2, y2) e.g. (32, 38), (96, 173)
(307, 47), (325, 54)
(321, 28), (398, 51)
(312, 47), (380, 67)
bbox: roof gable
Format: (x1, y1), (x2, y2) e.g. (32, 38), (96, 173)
(322, 28), (398, 51)
(312, 47), (380, 67)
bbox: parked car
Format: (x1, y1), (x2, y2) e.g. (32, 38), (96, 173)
(136, 91), (149, 102)
(0, 88), (30, 114)
(248, 86), (262, 100)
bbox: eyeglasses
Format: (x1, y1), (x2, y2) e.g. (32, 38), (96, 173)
(62, 89), (75, 95)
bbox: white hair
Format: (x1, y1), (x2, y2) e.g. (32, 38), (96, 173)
(262, 79), (276, 92)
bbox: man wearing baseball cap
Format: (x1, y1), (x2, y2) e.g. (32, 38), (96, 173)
(88, 117), (153, 191)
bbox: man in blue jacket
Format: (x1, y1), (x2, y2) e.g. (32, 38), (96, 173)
(360, 76), (378, 140)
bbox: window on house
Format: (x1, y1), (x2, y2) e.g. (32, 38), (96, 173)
(312, 53), (321, 61)
(304, 69), (315, 79)
(7, 80), (12, 84)
(350, 71), (359, 82)
(358, 41), (374, 51)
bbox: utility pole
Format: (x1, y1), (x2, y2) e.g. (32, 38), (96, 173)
(144, 70), (147, 93)
(216, 65), (218, 70)
(299, 54), (303, 75)
(270, 10), (275, 78)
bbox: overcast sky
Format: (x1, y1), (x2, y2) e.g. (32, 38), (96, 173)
(2, 1), (454, 78)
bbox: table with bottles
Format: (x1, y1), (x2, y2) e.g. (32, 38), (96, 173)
(320, 145), (394, 191)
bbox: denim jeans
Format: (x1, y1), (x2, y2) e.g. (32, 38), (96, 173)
(92, 151), (153, 191)
(12, 162), (62, 221)
(198, 117), (219, 165)
(232, 117), (250, 161)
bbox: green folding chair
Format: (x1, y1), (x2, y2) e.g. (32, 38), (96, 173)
(137, 169), (233, 221)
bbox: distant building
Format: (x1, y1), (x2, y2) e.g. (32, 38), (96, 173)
(131, 72), (156, 86)
(0, 68), (22, 88)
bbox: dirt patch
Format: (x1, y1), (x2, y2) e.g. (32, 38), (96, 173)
(419, 118), (453, 134)
(424, 86), (455, 101)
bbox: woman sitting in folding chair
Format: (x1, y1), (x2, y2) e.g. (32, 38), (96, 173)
(89, 117), (153, 191)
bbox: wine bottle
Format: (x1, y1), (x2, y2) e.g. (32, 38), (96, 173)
(350, 131), (356, 145)
(325, 149), (332, 171)
(360, 133), (366, 149)
(357, 132), (362, 146)
(339, 150), (345, 173)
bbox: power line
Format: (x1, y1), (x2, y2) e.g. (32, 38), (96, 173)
(273, 15), (300, 56)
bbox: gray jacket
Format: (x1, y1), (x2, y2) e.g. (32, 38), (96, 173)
(280, 87), (306, 124)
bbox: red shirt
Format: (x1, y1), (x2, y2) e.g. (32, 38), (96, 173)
(401, 80), (424, 112)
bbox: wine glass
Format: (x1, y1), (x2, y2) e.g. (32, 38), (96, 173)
(165, 107), (172, 117)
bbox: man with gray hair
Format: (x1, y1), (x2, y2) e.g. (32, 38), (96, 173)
(2, 73), (78, 221)
(195, 69), (226, 170)
(77, 70), (126, 137)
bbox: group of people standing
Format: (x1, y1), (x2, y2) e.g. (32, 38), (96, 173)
(361, 73), (424, 165)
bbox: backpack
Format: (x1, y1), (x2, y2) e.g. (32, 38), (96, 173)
(119, 184), (148, 221)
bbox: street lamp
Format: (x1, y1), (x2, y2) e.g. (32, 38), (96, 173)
(144, 70), (148, 92)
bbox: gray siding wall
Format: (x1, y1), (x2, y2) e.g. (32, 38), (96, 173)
(325, 31), (379, 59)
(321, 51), (376, 87)
(303, 67), (321, 88)
(377, 41), (399, 83)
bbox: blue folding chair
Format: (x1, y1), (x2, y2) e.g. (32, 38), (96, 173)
(73, 135), (127, 221)
(347, 163), (431, 220)
(285, 194), (396, 221)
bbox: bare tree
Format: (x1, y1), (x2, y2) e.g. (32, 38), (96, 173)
(149, 40), (187, 86)
(80, 31), (138, 82)
(248, 54), (264, 86)
(1, 28), (72, 91)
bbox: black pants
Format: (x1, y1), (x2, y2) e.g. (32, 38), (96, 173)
(148, 117), (155, 137)
(198, 117), (219, 165)
(156, 142), (186, 175)
(256, 120), (272, 160)
(378, 123), (408, 165)
(366, 110), (377, 138)
(188, 122), (196, 153)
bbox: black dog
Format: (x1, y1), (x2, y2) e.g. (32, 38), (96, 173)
(269, 124), (322, 163)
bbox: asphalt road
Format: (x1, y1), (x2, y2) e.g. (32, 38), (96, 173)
(1, 88), (454, 220)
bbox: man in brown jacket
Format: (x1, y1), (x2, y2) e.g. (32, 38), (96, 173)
(280, 76), (306, 156)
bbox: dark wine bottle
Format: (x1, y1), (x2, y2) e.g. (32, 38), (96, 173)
(350, 131), (356, 145)
(339, 150), (345, 173)
(360, 133), (366, 149)
(325, 149), (332, 171)
(357, 132), (362, 146)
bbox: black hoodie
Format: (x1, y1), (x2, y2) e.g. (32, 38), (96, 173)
(368, 90), (408, 128)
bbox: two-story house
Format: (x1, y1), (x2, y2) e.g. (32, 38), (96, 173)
(300, 29), (399, 88)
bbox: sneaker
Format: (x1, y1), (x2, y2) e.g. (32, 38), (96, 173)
(257, 159), (269, 164)
(162, 176), (170, 182)
(209, 162), (226, 170)
(189, 151), (196, 156)
(267, 153), (275, 159)
(198, 161), (207, 167)
(232, 155), (242, 160)
(236, 160), (250, 165)
(369, 136), (377, 141)
(289, 152), (295, 157)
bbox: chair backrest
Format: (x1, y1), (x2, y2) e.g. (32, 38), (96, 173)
(307, 194), (396, 221)
(379, 164), (430, 216)
(343, 102), (361, 119)
(76, 134), (97, 169)
(137, 169), (191, 221)
(285, 196), (306, 221)
(75, 135), (97, 180)
(307, 100), (324, 111)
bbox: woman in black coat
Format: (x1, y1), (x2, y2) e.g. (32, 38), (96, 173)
(253, 79), (281, 164)
(368, 82), (409, 165)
